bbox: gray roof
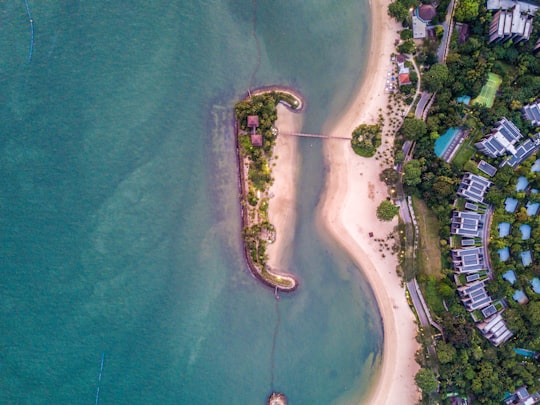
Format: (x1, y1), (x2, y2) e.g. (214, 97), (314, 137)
(478, 160), (498, 177)
(523, 102), (540, 125)
(457, 173), (492, 203)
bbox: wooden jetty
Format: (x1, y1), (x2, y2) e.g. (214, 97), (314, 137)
(279, 131), (350, 140)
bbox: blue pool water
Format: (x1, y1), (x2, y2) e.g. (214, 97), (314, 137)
(503, 270), (517, 284)
(434, 127), (460, 157)
(514, 348), (537, 357)
(522, 251), (533, 266)
(516, 176), (529, 191)
(505, 197), (519, 213)
(527, 201), (539, 215)
(498, 222), (511, 237)
(499, 247), (510, 262)
(457, 95), (471, 105)
(532, 278), (540, 294)
(520, 224), (531, 240)
(532, 159), (540, 172)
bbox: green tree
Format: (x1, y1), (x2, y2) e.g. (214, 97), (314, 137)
(454, 0), (480, 22)
(403, 159), (423, 186)
(437, 342), (457, 364)
(401, 117), (428, 140)
(423, 63), (449, 93)
(388, 1), (409, 22)
(398, 39), (416, 55)
(415, 368), (438, 393)
(380, 168), (400, 185)
(377, 200), (399, 221)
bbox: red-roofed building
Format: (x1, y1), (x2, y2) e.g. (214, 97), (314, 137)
(247, 115), (262, 147)
(247, 115), (259, 128)
(418, 4), (436, 22)
(250, 134), (263, 147)
(398, 67), (412, 86)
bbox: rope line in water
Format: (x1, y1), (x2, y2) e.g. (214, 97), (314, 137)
(24, 0), (34, 62)
(270, 298), (281, 391)
(95, 353), (105, 405)
(248, 0), (261, 95)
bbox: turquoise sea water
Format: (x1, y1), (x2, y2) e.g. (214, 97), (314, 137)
(1, 1), (381, 404)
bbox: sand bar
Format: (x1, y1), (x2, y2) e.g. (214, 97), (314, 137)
(318, 3), (421, 404)
(266, 104), (303, 270)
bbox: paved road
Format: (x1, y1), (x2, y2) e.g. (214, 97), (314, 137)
(408, 279), (430, 328)
(415, 92), (432, 119)
(438, 0), (456, 63)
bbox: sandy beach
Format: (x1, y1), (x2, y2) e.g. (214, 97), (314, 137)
(318, 3), (421, 405)
(266, 104), (304, 271)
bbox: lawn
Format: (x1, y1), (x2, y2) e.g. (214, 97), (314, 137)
(412, 196), (443, 279)
(472, 72), (502, 108)
(452, 139), (475, 169)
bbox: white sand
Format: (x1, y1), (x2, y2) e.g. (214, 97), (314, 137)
(266, 104), (304, 270)
(318, 4), (421, 405)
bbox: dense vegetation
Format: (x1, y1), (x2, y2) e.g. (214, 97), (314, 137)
(387, 2), (540, 403)
(351, 123), (382, 157)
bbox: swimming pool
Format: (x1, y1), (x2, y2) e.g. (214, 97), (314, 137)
(434, 127), (460, 157)
(532, 159), (540, 172)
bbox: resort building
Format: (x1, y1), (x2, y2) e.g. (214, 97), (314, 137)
(523, 101), (540, 126)
(478, 160), (497, 177)
(457, 280), (493, 311)
(503, 385), (540, 404)
(451, 211), (485, 238)
(247, 115), (262, 147)
(412, 4), (436, 39)
(488, 2), (536, 43)
(451, 247), (486, 273)
(475, 118), (522, 158)
(457, 173), (492, 203)
(474, 118), (540, 168)
(477, 313), (513, 347)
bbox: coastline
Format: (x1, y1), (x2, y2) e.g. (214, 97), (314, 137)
(318, 3), (421, 404)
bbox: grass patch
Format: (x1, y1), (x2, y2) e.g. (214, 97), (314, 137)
(412, 196), (443, 279)
(421, 275), (446, 314)
(452, 140), (475, 169)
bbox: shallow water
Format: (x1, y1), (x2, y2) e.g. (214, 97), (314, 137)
(0, 1), (382, 403)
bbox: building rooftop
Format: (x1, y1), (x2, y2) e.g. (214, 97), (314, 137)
(523, 101), (540, 126)
(478, 160), (497, 177)
(457, 173), (492, 203)
(418, 4), (437, 21)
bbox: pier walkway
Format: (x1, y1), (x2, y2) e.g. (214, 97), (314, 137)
(279, 131), (350, 141)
